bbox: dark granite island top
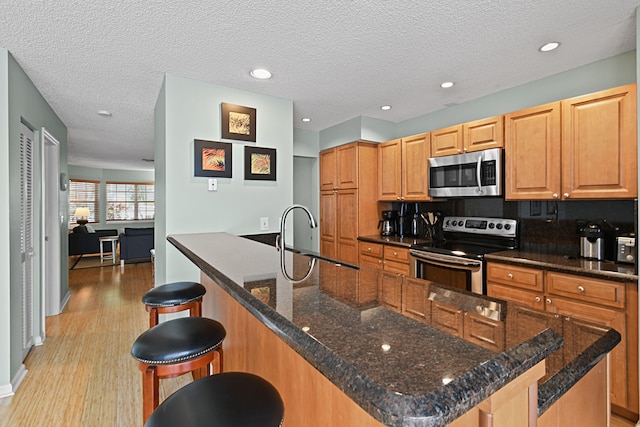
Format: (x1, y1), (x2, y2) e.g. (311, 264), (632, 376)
(168, 232), (620, 427)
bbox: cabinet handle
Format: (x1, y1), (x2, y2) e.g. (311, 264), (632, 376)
(378, 260), (383, 264)
(535, 296), (541, 302)
(546, 298), (552, 304)
(463, 148), (467, 152)
(393, 252), (398, 256)
(367, 247), (372, 252)
(577, 285), (585, 292)
(563, 193), (570, 198)
(457, 149), (462, 153)
(507, 273), (513, 279)
(396, 197), (401, 200)
(552, 193), (558, 199)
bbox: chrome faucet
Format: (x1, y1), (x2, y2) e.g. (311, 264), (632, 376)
(275, 204), (317, 252)
(276, 205), (318, 283)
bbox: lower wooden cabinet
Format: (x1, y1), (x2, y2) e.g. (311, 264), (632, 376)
(486, 261), (638, 418)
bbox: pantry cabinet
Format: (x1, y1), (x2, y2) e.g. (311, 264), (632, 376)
(505, 84), (637, 200)
(430, 115), (503, 157)
(486, 262), (638, 417)
(320, 142), (378, 265)
(378, 133), (430, 201)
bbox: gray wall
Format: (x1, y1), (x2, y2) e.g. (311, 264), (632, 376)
(155, 74), (294, 285)
(67, 165), (155, 232)
(0, 49), (67, 393)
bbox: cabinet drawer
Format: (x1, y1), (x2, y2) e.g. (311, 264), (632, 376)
(383, 246), (410, 263)
(359, 241), (383, 257)
(486, 263), (543, 292)
(546, 272), (625, 308)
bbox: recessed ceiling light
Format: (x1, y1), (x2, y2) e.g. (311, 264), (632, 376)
(539, 42), (560, 52)
(250, 68), (272, 79)
(301, 118), (311, 122)
(440, 81), (454, 89)
(380, 105), (392, 111)
(97, 110), (112, 117)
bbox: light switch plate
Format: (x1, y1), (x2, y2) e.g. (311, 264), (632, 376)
(260, 217), (269, 230)
(208, 178), (218, 191)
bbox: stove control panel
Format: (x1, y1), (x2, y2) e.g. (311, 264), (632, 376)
(442, 216), (518, 238)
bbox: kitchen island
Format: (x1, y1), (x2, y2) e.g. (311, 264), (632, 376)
(168, 232), (620, 427)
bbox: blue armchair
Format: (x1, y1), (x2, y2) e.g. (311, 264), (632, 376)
(119, 227), (154, 265)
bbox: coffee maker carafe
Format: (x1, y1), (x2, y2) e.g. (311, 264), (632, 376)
(378, 210), (397, 236)
(580, 222), (605, 260)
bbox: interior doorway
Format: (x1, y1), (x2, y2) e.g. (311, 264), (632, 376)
(41, 128), (60, 324)
(293, 156), (318, 252)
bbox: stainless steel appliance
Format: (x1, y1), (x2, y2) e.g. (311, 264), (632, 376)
(616, 235), (636, 264)
(428, 148), (503, 198)
(410, 216), (518, 295)
(378, 210), (397, 236)
(579, 223), (605, 260)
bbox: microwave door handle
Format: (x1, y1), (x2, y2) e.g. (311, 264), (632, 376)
(476, 155), (482, 194)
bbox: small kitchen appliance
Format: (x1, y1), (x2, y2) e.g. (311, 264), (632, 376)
(579, 223), (605, 260)
(428, 148), (503, 198)
(616, 234), (636, 264)
(378, 210), (397, 236)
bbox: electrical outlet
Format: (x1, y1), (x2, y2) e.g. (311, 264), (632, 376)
(260, 217), (269, 230)
(208, 178), (217, 191)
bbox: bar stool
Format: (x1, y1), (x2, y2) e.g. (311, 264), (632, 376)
(144, 372), (284, 427)
(131, 317), (226, 422)
(142, 281), (206, 327)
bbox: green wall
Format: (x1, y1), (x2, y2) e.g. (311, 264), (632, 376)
(1, 50), (67, 395)
(155, 74), (294, 285)
(67, 165), (154, 232)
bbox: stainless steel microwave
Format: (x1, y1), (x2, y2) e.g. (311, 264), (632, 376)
(428, 148), (503, 198)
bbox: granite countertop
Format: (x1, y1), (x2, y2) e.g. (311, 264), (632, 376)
(168, 232), (620, 427)
(359, 234), (431, 248)
(486, 242), (638, 282)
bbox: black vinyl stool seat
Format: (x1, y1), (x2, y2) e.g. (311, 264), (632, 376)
(145, 372), (284, 427)
(142, 281), (206, 327)
(131, 317), (226, 423)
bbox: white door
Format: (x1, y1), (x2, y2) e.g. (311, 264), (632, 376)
(20, 123), (34, 359)
(42, 128), (60, 322)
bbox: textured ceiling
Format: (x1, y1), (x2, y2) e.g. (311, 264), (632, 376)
(0, 1), (638, 170)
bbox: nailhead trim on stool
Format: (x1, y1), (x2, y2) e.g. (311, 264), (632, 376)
(142, 281), (206, 327)
(131, 317), (226, 423)
(144, 372), (284, 427)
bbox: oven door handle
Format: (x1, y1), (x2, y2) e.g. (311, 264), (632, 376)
(410, 250), (482, 269)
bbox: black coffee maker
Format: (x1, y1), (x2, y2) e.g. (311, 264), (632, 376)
(378, 210), (397, 236)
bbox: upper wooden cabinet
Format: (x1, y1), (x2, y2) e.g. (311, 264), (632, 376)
(378, 133), (430, 201)
(561, 83), (637, 200)
(319, 142), (360, 191)
(431, 115), (503, 157)
(505, 84), (637, 200)
(505, 102), (562, 200)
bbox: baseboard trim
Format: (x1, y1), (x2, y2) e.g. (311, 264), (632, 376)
(0, 364), (28, 398)
(60, 290), (72, 312)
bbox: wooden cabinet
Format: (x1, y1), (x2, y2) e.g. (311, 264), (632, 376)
(378, 133), (430, 201)
(359, 241), (383, 269)
(504, 102), (562, 200)
(463, 312), (505, 352)
(505, 84), (637, 200)
(319, 142), (378, 265)
(401, 277), (430, 321)
(379, 271), (402, 311)
(430, 115), (503, 157)
(383, 245), (410, 275)
(561, 83), (637, 200)
(486, 262), (638, 417)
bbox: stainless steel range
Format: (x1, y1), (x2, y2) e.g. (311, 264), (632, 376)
(410, 216), (518, 295)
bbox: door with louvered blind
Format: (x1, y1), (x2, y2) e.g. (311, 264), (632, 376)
(20, 123), (35, 359)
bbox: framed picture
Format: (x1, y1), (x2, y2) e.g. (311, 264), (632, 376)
(221, 102), (256, 142)
(194, 139), (232, 178)
(244, 146), (276, 181)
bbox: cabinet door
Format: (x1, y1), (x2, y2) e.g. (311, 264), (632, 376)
(378, 139), (402, 201)
(463, 115), (504, 152)
(401, 133), (430, 200)
(547, 296), (627, 411)
(379, 271), (402, 312)
(431, 301), (464, 337)
(336, 189), (358, 265)
(402, 277), (430, 321)
(562, 83), (637, 199)
(463, 312), (505, 352)
(336, 143), (358, 189)
(319, 191), (337, 258)
(487, 282), (545, 310)
(431, 124), (463, 157)
(504, 102), (561, 200)
(319, 148), (337, 191)
(486, 263), (544, 293)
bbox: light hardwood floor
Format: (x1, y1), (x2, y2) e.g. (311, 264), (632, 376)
(0, 262), (189, 427)
(0, 262), (636, 426)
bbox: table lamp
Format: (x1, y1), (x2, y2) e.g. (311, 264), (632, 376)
(74, 207), (90, 225)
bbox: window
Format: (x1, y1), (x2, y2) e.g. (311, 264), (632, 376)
(106, 182), (155, 221)
(69, 180), (99, 225)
